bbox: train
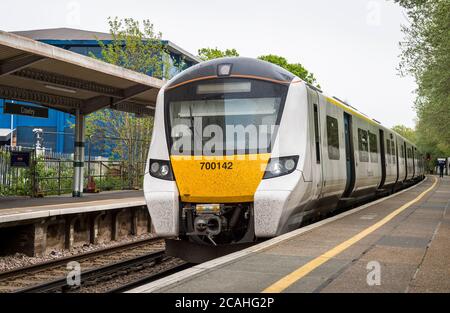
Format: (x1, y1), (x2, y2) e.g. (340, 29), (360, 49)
(144, 57), (425, 262)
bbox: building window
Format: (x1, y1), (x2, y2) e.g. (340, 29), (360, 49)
(326, 115), (340, 160)
(16, 126), (57, 151)
(368, 131), (378, 163)
(63, 127), (75, 154)
(358, 128), (369, 162)
(69, 46), (88, 55)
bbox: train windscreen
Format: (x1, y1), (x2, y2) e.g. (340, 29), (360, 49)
(165, 79), (288, 156)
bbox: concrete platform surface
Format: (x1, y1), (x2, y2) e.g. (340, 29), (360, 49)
(0, 190), (145, 224)
(131, 176), (450, 293)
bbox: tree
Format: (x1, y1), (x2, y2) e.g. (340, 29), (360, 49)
(198, 47), (240, 61)
(395, 0), (450, 157)
(258, 55), (319, 87)
(86, 17), (169, 188)
(93, 17), (169, 79)
(391, 125), (416, 143)
(197, 48), (320, 87)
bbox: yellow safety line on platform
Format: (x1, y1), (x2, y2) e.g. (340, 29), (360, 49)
(263, 176), (438, 293)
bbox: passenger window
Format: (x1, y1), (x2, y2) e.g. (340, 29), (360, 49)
(368, 131), (378, 163)
(386, 139), (391, 164)
(391, 141), (396, 164)
(326, 115), (340, 160)
(358, 128), (369, 162)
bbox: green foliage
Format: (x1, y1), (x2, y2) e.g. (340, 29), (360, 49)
(197, 48), (320, 87)
(85, 17), (164, 187)
(34, 157), (73, 195)
(95, 175), (123, 191)
(258, 55), (319, 87)
(198, 47), (240, 61)
(391, 125), (417, 143)
(395, 0), (450, 157)
(91, 17), (169, 79)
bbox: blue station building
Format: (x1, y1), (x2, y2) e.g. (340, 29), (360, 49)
(0, 28), (200, 153)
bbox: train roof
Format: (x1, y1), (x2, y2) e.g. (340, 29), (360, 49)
(166, 57), (295, 90)
(323, 95), (416, 147)
(165, 57), (417, 149)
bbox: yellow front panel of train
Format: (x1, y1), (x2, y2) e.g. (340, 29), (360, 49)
(170, 154), (270, 203)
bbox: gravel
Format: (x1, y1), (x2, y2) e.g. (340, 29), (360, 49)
(0, 233), (155, 273)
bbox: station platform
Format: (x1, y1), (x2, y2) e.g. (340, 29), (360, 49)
(0, 190), (145, 224)
(131, 176), (450, 293)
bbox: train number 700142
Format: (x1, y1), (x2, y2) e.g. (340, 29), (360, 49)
(200, 162), (233, 170)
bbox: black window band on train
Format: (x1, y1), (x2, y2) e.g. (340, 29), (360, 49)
(164, 78), (289, 156)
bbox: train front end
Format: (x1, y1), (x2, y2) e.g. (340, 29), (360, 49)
(144, 57), (309, 261)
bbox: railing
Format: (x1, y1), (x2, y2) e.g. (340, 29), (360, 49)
(0, 146), (34, 197)
(84, 159), (146, 192)
(0, 141), (148, 197)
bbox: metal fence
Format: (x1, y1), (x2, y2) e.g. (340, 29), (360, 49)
(0, 145), (35, 196)
(0, 135), (149, 197)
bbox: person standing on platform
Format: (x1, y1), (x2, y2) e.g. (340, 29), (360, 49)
(438, 160), (445, 178)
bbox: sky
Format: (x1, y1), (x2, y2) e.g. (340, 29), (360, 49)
(0, 0), (417, 128)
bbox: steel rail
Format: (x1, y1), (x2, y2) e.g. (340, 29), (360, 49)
(107, 262), (192, 293)
(0, 237), (161, 281)
(15, 250), (166, 293)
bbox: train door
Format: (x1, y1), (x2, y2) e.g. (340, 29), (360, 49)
(342, 112), (355, 197)
(395, 138), (399, 182)
(379, 129), (386, 188)
(308, 89), (323, 199)
(404, 142), (408, 180)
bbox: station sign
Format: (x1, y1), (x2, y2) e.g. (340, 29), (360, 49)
(10, 151), (31, 168)
(3, 102), (48, 118)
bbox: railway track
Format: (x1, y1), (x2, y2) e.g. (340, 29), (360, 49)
(0, 237), (190, 293)
(17, 250), (182, 293)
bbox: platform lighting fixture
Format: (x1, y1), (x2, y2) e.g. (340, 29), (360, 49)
(44, 85), (77, 94)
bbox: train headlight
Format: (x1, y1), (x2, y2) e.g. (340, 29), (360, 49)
(160, 164), (169, 177)
(269, 162), (283, 176)
(263, 156), (299, 179)
(149, 159), (174, 180)
(150, 162), (160, 173)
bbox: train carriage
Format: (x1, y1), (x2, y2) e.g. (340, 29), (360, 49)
(143, 57), (424, 262)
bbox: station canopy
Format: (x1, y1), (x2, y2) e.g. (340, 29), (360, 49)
(0, 30), (164, 116)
